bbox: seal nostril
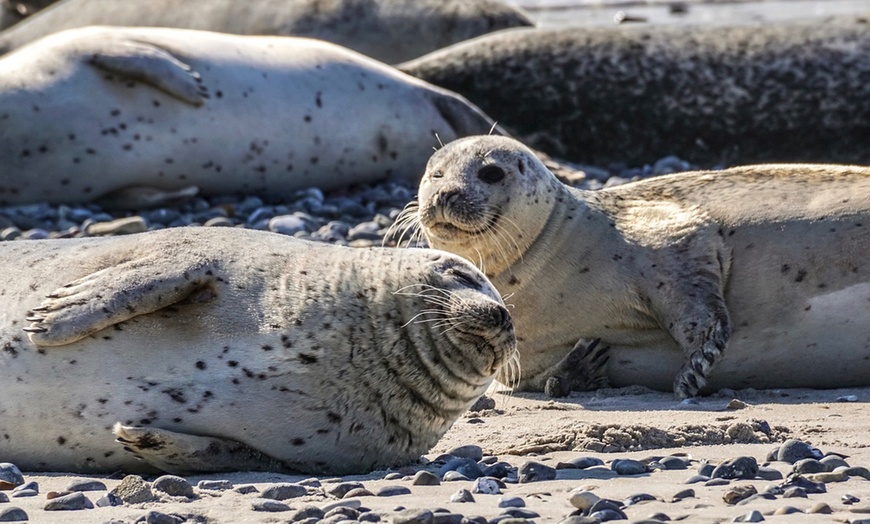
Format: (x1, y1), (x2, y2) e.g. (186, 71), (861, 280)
(437, 189), (460, 208)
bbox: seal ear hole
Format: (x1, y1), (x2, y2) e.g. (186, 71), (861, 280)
(478, 165), (506, 184)
(517, 159), (526, 176)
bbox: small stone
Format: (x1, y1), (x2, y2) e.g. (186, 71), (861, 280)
(732, 509), (764, 522)
(842, 466), (870, 480)
(671, 488), (695, 502)
(518, 461), (557, 483)
(298, 477), (322, 487)
(755, 467), (783, 481)
(64, 480), (107, 492)
(783, 487), (807, 498)
(439, 458), (484, 480)
(705, 478), (730, 487)
(837, 395), (859, 402)
(290, 505), (325, 521)
(269, 214), (310, 235)
(562, 457), (605, 470)
(807, 471), (848, 483)
(482, 462), (513, 479)
(468, 396), (496, 412)
(320, 499), (362, 513)
(820, 455), (849, 471)
(0, 507), (28, 522)
(360, 513), (382, 523)
(611, 459), (647, 476)
(233, 485), (259, 495)
(10, 483), (36, 496)
(327, 482), (364, 498)
(557, 518), (599, 524)
(624, 493), (657, 506)
(773, 506), (802, 515)
(383, 473), (404, 480)
(443, 471), (470, 482)
(711, 456), (758, 480)
(412, 471), (440, 486)
(792, 458), (826, 474)
(325, 507), (360, 520)
(136, 511), (184, 524)
(344, 487), (375, 498)
(843, 494), (861, 504)
(111, 475), (156, 504)
(376, 485), (410, 497)
(433, 513), (463, 524)
(471, 477), (500, 494)
(589, 508), (627, 521)
(203, 216), (235, 227)
(808, 502), (832, 514)
(498, 496), (525, 508)
(394, 508), (434, 524)
(777, 439), (822, 464)
(95, 492), (122, 507)
(261, 483), (307, 501)
(86, 216), (147, 236)
(43, 492), (92, 511)
(501, 508), (540, 519)
(0, 493), (7, 503)
(448, 445), (483, 462)
(569, 490), (600, 510)
(781, 474), (826, 493)
(723, 485), (757, 505)
(151, 476), (194, 498)
(726, 399), (748, 410)
(697, 463), (715, 477)
(685, 474), (710, 484)
(196, 479), (233, 491)
(646, 514), (672, 522)
(9, 491), (35, 499)
(252, 499), (291, 512)
(660, 456), (688, 470)
(450, 489), (474, 503)
(0, 228), (21, 241)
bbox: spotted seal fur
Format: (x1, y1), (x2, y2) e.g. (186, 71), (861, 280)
(0, 26), (499, 207)
(0, 0), (533, 62)
(0, 227), (516, 473)
(405, 135), (870, 398)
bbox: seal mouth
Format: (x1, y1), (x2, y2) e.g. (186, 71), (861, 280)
(427, 212), (500, 240)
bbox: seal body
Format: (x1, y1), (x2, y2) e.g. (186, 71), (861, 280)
(0, 227), (515, 474)
(400, 17), (870, 166)
(0, 0), (533, 62)
(0, 26), (498, 207)
(413, 135), (870, 397)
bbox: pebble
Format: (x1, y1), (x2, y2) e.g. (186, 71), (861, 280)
(345, 487), (376, 498)
(843, 494), (862, 504)
(623, 493), (657, 506)
(711, 456), (758, 480)
(611, 459), (647, 476)
(777, 439), (822, 464)
(433, 513), (463, 524)
(821, 455), (850, 470)
(0, 507), (28, 522)
(518, 461), (557, 483)
(95, 492), (121, 507)
(704, 478), (730, 487)
(85, 216), (148, 235)
(469, 396), (496, 412)
(376, 485), (411, 497)
(560, 457), (605, 470)
(261, 483), (307, 500)
(501, 508), (540, 519)
(0, 466), (23, 491)
(755, 467), (783, 481)
(111, 475), (156, 504)
(471, 478), (501, 495)
(497, 497), (525, 508)
(809, 502), (833, 514)
(792, 458), (826, 474)
(443, 471), (471, 482)
(842, 466), (870, 480)
(63, 480), (105, 492)
(726, 399), (748, 410)
(773, 506), (803, 515)
(269, 214), (310, 235)
(395, 509), (434, 524)
(448, 445), (484, 462)
(806, 471), (848, 483)
(252, 499), (291, 512)
(482, 462), (513, 479)
(569, 490), (600, 511)
(781, 475), (826, 493)
(43, 492), (93, 511)
(136, 511), (184, 524)
(360, 513), (382, 523)
(450, 489), (475, 503)
(291, 506), (326, 521)
(196, 480), (233, 491)
(672, 488), (695, 502)
(732, 509), (764, 522)
(783, 487), (807, 498)
(325, 507), (360, 520)
(9, 491), (35, 499)
(0, 493), (6, 503)
(320, 499), (362, 512)
(685, 475), (710, 484)
(151, 475), (194, 498)
(723, 485), (757, 504)
(659, 456), (688, 470)
(328, 482), (364, 498)
(233, 485), (259, 495)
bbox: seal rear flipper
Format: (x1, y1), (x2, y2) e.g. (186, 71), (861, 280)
(113, 423), (295, 474)
(541, 338), (611, 397)
(87, 40), (208, 107)
(96, 185), (200, 211)
(25, 256), (220, 347)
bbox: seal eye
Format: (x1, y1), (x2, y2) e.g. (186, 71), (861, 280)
(446, 268), (482, 290)
(478, 165), (505, 184)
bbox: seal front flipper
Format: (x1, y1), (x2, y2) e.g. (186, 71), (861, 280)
(25, 257), (219, 346)
(542, 338), (611, 398)
(113, 424), (294, 474)
(87, 40), (208, 107)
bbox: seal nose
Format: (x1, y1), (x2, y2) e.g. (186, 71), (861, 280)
(436, 189), (461, 209)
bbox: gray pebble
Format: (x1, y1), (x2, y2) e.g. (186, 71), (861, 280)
(645, 514), (672, 522)
(755, 467), (783, 481)
(327, 482), (364, 499)
(501, 508), (539, 519)
(481, 462), (513, 479)
(781, 475), (826, 494)
(497, 496), (525, 508)
(518, 461), (557, 483)
(394, 509), (434, 524)
(697, 463), (715, 477)
(448, 445), (484, 462)
(360, 513), (382, 523)
(383, 473), (404, 481)
(0, 507), (28, 522)
(450, 489), (475, 503)
(685, 474), (710, 484)
(196, 479), (232, 491)
(556, 518), (600, 524)
(325, 507), (361, 520)
(792, 458), (826, 474)
(348, 221), (381, 241)
(0, 227), (21, 241)
(21, 229), (48, 240)
(377, 486), (411, 497)
(820, 455), (849, 471)
(672, 488), (695, 502)
(269, 214), (310, 235)
(443, 471), (471, 482)
(623, 493), (657, 506)
(233, 485), (259, 495)
(112, 475), (156, 504)
(439, 458), (483, 480)
(589, 508), (626, 521)
(842, 494), (860, 504)
(705, 478), (730, 487)
(10, 482), (35, 495)
(95, 492), (122, 507)
(611, 459), (647, 476)
(261, 483), (307, 501)
(808, 502), (832, 514)
(783, 487), (807, 498)
(659, 456), (688, 470)
(298, 478), (321, 487)
(468, 396), (496, 412)
(560, 457), (604, 470)
(841, 466), (870, 480)
(43, 492), (92, 511)
(9, 491), (35, 499)
(773, 506), (803, 515)
(711, 456), (758, 480)
(203, 216), (235, 227)
(320, 499), (362, 513)
(732, 510), (764, 522)
(136, 511), (185, 524)
(252, 499), (291, 512)
(290, 505), (326, 521)
(85, 216), (147, 236)
(412, 471), (440, 486)
(151, 476), (193, 498)
(777, 439), (822, 464)
(471, 477), (500, 495)
(433, 513), (463, 524)
(65, 480), (107, 492)
(0, 493), (7, 503)
(345, 487), (376, 498)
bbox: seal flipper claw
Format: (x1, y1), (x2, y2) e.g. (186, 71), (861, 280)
(88, 40), (207, 107)
(26, 256), (219, 347)
(542, 338), (611, 397)
(112, 423), (294, 474)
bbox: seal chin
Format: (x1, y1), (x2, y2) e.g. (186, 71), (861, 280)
(445, 303), (516, 377)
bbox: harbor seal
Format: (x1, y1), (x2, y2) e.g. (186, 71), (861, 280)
(0, 26), (499, 207)
(400, 16), (870, 166)
(0, 226), (516, 474)
(408, 135), (870, 398)
(0, 0), (533, 63)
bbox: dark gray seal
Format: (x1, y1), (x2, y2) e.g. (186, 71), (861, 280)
(409, 135), (870, 398)
(400, 16), (870, 166)
(0, 227), (516, 474)
(0, 0), (533, 63)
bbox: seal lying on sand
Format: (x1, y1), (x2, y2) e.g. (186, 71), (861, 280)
(0, 26), (498, 208)
(0, 0), (533, 63)
(400, 17), (870, 166)
(406, 135), (870, 398)
(0, 227), (516, 474)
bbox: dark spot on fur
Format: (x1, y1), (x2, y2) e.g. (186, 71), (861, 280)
(227, 360), (238, 367)
(196, 361), (206, 370)
(298, 354), (317, 364)
(261, 344), (273, 351)
(781, 264), (790, 273)
(327, 412), (342, 423)
(57, 436), (66, 445)
(795, 269), (807, 283)
(291, 438), (305, 446)
(508, 275), (519, 285)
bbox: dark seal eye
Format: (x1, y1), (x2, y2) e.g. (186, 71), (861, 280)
(477, 165), (505, 184)
(447, 268), (482, 290)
